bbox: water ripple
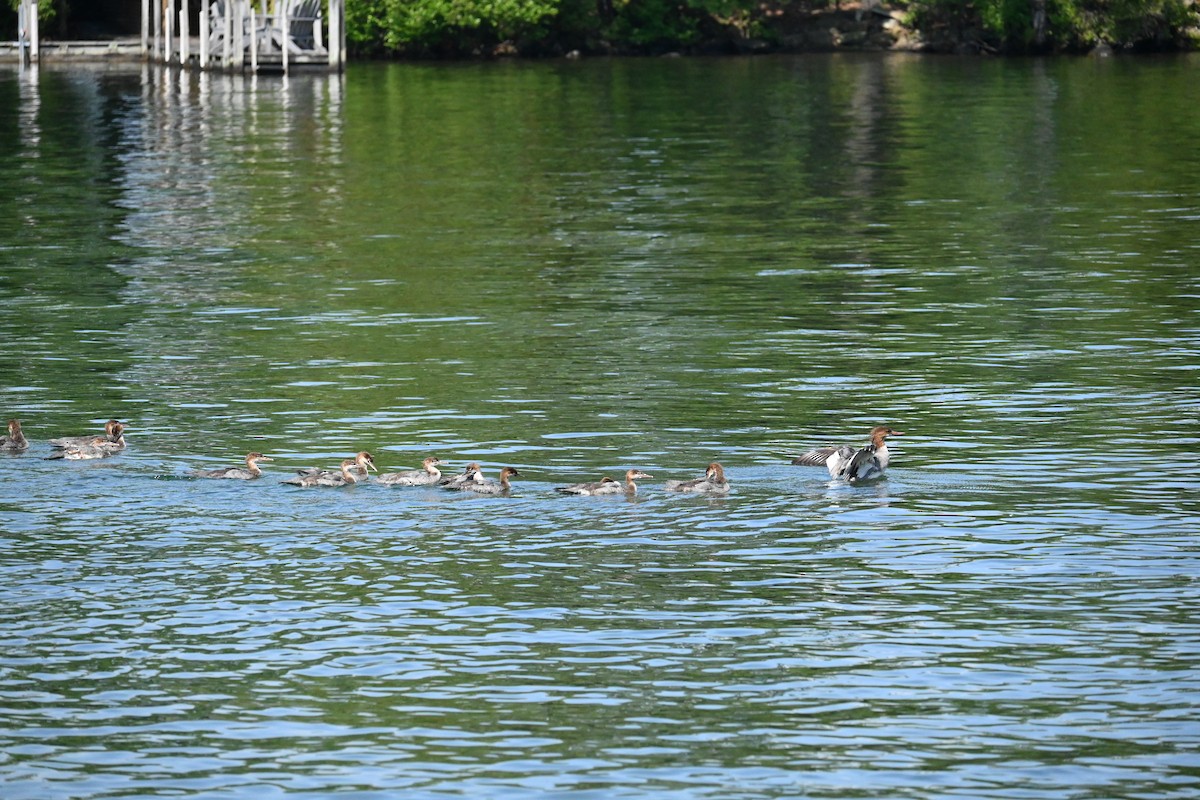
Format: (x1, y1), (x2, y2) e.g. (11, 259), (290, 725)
(3, 57), (1200, 800)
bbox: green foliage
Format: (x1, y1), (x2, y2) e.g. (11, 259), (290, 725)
(904, 0), (1200, 50)
(364, 0), (560, 55)
(1091, 0), (1199, 46)
(6, 0), (57, 28)
(346, 0), (391, 54)
(981, 0), (1032, 42)
(589, 0), (766, 52)
(342, 0), (1200, 55)
(547, 0), (606, 49)
(610, 0), (705, 49)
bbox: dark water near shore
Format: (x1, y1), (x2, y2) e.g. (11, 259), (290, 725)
(1, 54), (1198, 799)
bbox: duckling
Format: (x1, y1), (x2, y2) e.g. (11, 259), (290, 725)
(50, 419), (125, 450)
(0, 419), (28, 452)
(45, 441), (124, 460)
(377, 456), (443, 486)
(664, 462), (730, 494)
(556, 469), (654, 496)
(438, 461), (485, 488)
(45, 421), (127, 461)
(457, 466), (520, 495)
(192, 452), (274, 480)
(283, 451), (377, 487)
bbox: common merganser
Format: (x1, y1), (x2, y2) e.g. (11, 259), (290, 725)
(377, 456), (442, 486)
(50, 419), (125, 450)
(556, 469), (654, 496)
(284, 451), (377, 487)
(664, 462), (730, 494)
(45, 441), (125, 460)
(439, 461), (485, 488)
(193, 452), (274, 480)
(457, 466), (520, 495)
(0, 419), (28, 452)
(45, 421), (127, 460)
(792, 425), (903, 482)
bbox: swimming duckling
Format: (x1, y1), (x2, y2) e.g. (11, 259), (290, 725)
(0, 419), (28, 452)
(283, 451), (377, 487)
(192, 452), (274, 480)
(556, 469), (654, 496)
(50, 419), (125, 450)
(438, 461), (485, 488)
(664, 462), (730, 494)
(377, 456), (443, 486)
(457, 466), (520, 495)
(45, 421), (127, 461)
(45, 441), (125, 460)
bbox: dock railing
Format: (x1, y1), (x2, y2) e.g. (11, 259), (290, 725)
(17, 0), (39, 65)
(143, 0), (345, 72)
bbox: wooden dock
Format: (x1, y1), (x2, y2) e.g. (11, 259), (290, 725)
(4, 0), (345, 73)
(0, 37), (142, 64)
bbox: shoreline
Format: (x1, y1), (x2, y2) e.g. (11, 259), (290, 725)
(2, 4), (1197, 67)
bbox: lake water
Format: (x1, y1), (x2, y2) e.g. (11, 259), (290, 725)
(1, 54), (1198, 799)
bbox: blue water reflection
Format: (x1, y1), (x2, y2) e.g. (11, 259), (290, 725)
(1, 55), (1199, 799)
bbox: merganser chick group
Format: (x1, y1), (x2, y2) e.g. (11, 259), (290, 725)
(45, 420), (127, 460)
(556, 469), (654, 496)
(664, 462), (730, 494)
(439, 461), (484, 488)
(793, 425), (903, 483)
(284, 451), (377, 487)
(0, 419), (28, 452)
(193, 452), (274, 480)
(377, 456), (443, 486)
(456, 466), (520, 495)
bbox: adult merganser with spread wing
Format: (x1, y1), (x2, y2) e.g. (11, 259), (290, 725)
(792, 425), (903, 483)
(556, 469), (654, 496)
(664, 463), (730, 494)
(377, 456), (443, 486)
(0, 419), (28, 452)
(457, 466), (520, 495)
(193, 452), (274, 480)
(284, 451), (377, 487)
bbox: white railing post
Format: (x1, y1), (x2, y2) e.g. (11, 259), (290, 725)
(30, 0), (40, 62)
(281, 0), (289, 74)
(17, 0), (26, 66)
(199, 0), (209, 67)
(223, 0), (232, 67)
(328, 0), (342, 71)
(141, 0), (150, 57)
(28, 0), (39, 62)
(153, 0), (161, 62)
(314, 9), (323, 53)
(165, 0), (173, 64)
(249, 1), (258, 72)
(180, 0), (190, 66)
(233, 0), (245, 70)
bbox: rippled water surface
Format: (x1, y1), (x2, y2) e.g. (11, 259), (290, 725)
(1, 55), (1198, 799)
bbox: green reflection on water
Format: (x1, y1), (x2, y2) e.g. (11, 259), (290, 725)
(0, 55), (1197, 464)
(1, 54), (1199, 800)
